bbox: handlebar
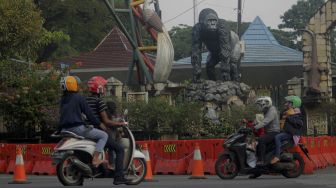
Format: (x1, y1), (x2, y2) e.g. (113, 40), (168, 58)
(237, 127), (254, 135)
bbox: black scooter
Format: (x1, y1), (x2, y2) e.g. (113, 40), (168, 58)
(215, 127), (308, 179)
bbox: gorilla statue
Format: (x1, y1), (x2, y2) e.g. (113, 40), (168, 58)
(191, 8), (241, 82)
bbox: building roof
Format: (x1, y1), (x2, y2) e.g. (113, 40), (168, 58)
(241, 16), (303, 63)
(63, 27), (133, 69)
(175, 16), (303, 65)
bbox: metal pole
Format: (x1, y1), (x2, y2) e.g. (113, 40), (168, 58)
(237, 0), (242, 39)
(103, 0), (153, 83)
(193, 0), (197, 25)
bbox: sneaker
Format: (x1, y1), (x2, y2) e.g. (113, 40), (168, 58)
(113, 177), (132, 185)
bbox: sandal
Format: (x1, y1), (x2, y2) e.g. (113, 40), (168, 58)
(92, 159), (108, 167)
(270, 157), (280, 164)
(107, 164), (115, 170)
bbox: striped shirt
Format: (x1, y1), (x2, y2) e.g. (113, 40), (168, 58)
(86, 96), (107, 123)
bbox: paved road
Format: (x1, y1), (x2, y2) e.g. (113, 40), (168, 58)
(0, 167), (335, 188)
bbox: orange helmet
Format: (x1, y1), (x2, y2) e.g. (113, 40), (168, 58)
(87, 76), (107, 94)
(60, 76), (81, 92)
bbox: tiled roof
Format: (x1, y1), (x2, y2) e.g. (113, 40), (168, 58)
(241, 16), (303, 63)
(64, 27), (133, 69)
(242, 16), (279, 46)
(175, 16), (303, 65)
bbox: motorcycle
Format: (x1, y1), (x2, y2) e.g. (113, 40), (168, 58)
(215, 127), (308, 179)
(51, 116), (146, 186)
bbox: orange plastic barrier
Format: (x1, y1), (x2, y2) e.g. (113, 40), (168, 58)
(203, 159), (216, 175)
(307, 137), (323, 168)
(0, 160), (7, 173)
(32, 161), (56, 175)
(2, 136), (336, 176)
(315, 137), (328, 168)
(136, 141), (156, 171)
(320, 136), (335, 165)
(331, 137), (336, 164)
(0, 144), (6, 160)
(154, 159), (186, 175)
(6, 160), (15, 174)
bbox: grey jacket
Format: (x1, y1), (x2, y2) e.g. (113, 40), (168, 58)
(254, 106), (280, 133)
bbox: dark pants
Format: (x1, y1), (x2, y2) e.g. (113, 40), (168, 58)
(256, 132), (278, 162)
(106, 129), (124, 178)
(274, 132), (292, 158)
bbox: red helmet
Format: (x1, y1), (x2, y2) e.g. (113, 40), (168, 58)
(87, 76), (107, 94)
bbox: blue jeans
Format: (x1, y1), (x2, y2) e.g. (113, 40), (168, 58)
(62, 125), (108, 152)
(274, 132), (292, 158)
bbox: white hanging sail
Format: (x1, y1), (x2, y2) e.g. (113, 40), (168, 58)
(142, 0), (174, 83)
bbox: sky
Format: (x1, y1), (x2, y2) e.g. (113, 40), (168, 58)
(159, 0), (299, 30)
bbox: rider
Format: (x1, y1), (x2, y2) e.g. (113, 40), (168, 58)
(253, 96), (280, 166)
(271, 95), (303, 164)
(58, 76), (108, 167)
(86, 76), (130, 185)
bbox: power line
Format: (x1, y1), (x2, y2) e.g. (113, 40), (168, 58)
(164, 0), (207, 24)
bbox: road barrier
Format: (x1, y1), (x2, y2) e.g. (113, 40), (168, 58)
(1, 136), (336, 175)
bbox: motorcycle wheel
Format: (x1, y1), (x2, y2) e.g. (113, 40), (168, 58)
(125, 158), (147, 185)
(56, 154), (84, 186)
(281, 153), (304, 178)
(215, 153), (239, 179)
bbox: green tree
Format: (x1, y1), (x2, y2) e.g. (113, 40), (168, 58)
(0, 0), (43, 59)
(278, 0), (325, 30)
(0, 61), (62, 139)
(0, 0), (69, 61)
(169, 24), (193, 60)
(277, 0), (325, 51)
(34, 0), (117, 60)
(278, 0), (336, 65)
(270, 29), (298, 50)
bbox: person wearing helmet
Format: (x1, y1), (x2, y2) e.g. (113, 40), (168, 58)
(253, 96), (280, 166)
(271, 96), (303, 164)
(58, 76), (108, 167)
(86, 76), (129, 185)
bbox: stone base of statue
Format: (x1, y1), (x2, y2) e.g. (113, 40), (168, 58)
(186, 80), (252, 106)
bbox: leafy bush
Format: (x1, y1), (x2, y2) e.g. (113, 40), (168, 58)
(202, 104), (259, 138)
(0, 60), (61, 138)
(119, 96), (259, 139)
(122, 97), (203, 139)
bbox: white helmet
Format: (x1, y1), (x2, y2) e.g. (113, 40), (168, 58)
(255, 96), (272, 111)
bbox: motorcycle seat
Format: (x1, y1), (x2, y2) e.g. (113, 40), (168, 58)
(60, 131), (85, 139)
(281, 139), (294, 149)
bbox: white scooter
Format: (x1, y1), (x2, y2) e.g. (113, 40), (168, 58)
(51, 116), (146, 186)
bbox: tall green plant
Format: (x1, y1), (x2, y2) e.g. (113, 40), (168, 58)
(0, 0), (69, 61)
(203, 104), (258, 138)
(125, 98), (203, 139)
(0, 60), (61, 138)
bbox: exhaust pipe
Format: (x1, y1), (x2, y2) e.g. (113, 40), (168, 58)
(70, 158), (93, 176)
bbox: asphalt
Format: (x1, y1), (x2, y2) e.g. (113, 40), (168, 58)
(0, 167), (335, 188)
